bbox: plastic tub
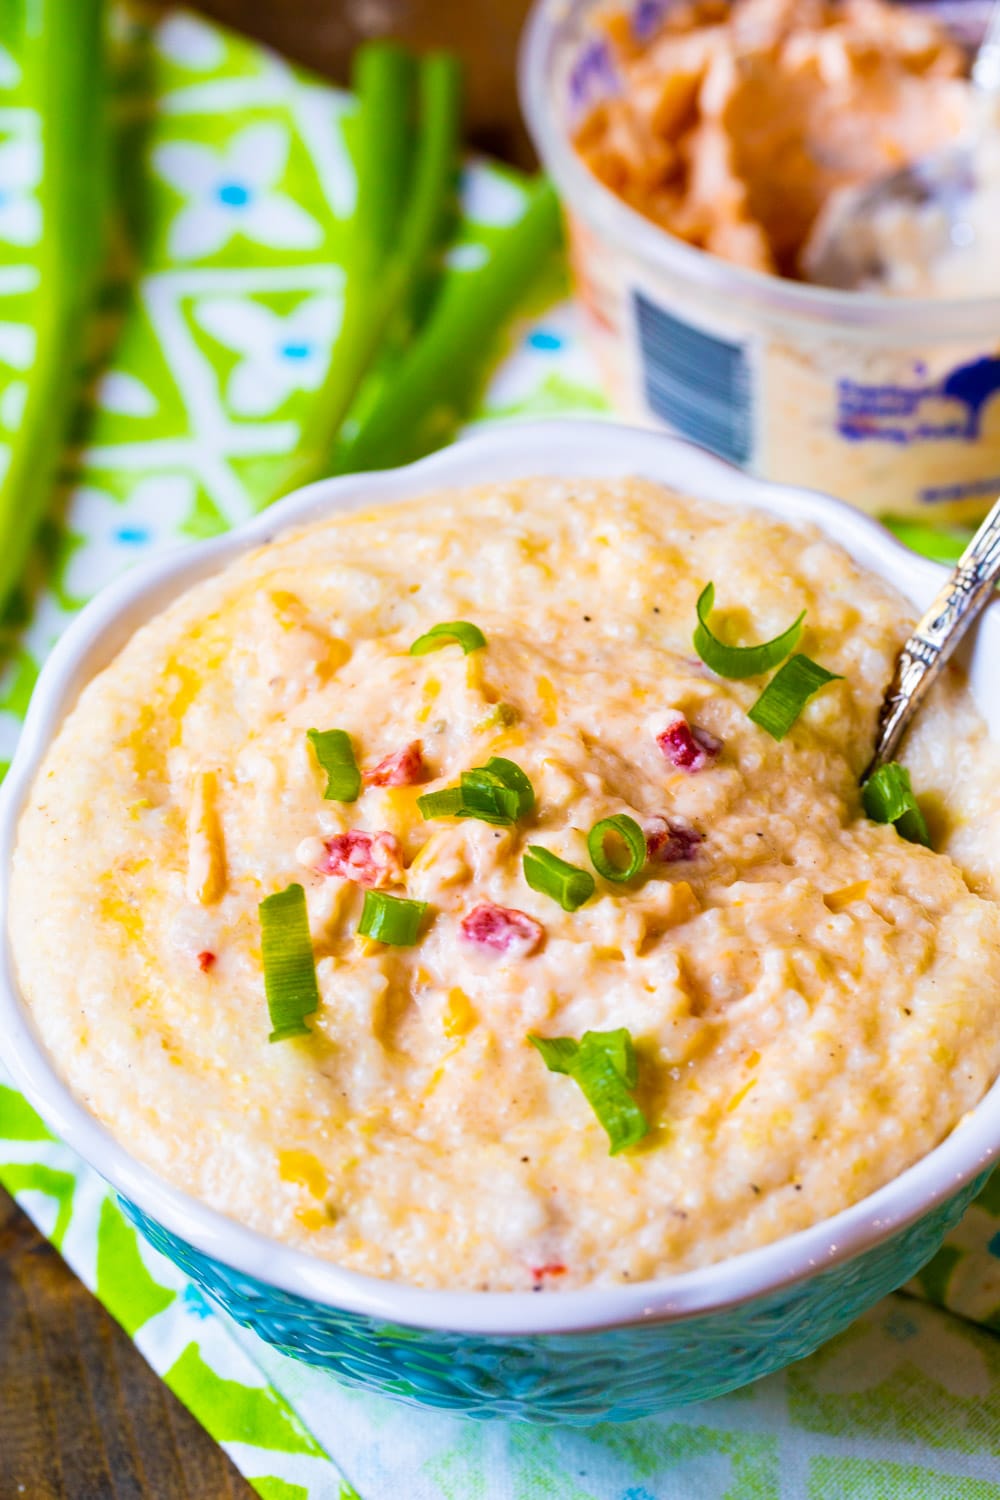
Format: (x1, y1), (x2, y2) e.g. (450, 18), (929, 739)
(519, 0), (1000, 522)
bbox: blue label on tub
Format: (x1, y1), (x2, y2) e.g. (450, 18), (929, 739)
(634, 290), (753, 467)
(838, 355), (1000, 446)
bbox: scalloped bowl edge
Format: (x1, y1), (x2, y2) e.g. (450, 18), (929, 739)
(1, 419), (998, 1346)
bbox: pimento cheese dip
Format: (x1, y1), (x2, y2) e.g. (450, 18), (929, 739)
(10, 478), (1000, 1291)
(574, 0), (973, 282)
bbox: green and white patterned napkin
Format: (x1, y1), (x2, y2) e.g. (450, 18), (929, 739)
(4, 8), (1000, 1496)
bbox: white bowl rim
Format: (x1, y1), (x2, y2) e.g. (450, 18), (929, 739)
(1, 417), (998, 1339)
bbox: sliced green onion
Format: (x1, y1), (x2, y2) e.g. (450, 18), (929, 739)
(417, 757), (534, 827)
(694, 583), (805, 680)
(483, 757), (535, 818)
(528, 1035), (581, 1075)
(523, 846), (595, 912)
(409, 621), (486, 656)
(459, 768), (520, 824)
(587, 814), (646, 882)
(307, 729), (361, 802)
(259, 884), (320, 1043)
(747, 655), (843, 741)
(862, 763), (931, 848)
(528, 1028), (648, 1155)
(416, 786), (466, 820)
(596, 1026), (639, 1089)
(358, 890), (428, 945)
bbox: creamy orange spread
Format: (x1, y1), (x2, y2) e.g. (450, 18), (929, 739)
(574, 0), (971, 278)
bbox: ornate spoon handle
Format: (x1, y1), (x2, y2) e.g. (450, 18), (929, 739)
(865, 497), (1000, 780)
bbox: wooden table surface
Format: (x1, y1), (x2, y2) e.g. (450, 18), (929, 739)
(1, 1), (532, 1494)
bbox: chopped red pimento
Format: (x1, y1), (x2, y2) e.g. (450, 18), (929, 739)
(321, 830), (404, 889)
(460, 902), (544, 959)
(644, 815), (703, 863)
(364, 740), (425, 788)
(197, 950), (216, 972)
(531, 1262), (567, 1280)
(655, 711), (721, 772)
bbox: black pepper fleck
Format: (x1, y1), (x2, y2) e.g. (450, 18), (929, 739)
(750, 1183), (760, 1194)
(583, 614), (592, 622)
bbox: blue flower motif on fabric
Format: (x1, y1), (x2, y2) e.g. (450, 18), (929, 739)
(63, 477), (195, 602)
(622, 1488), (659, 1500)
(0, 136), (42, 247)
(150, 123), (322, 260)
(527, 329), (563, 352)
(193, 293), (339, 417)
(216, 181), (251, 208)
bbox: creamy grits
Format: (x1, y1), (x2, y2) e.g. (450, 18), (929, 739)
(10, 477), (1000, 1292)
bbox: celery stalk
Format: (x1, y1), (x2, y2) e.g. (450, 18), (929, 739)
(0, 0), (106, 613)
(334, 179), (563, 475)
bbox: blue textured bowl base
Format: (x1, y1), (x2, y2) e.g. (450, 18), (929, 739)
(120, 1174), (988, 1425)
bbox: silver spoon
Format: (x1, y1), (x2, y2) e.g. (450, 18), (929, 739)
(805, 2), (1000, 291)
(866, 496), (1000, 780)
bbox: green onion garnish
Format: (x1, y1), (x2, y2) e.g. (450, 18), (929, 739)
(587, 814), (646, 882)
(409, 621), (486, 657)
(694, 583), (805, 680)
(527, 1035), (581, 1074)
(357, 890), (429, 945)
(417, 757), (534, 826)
(458, 768), (520, 824)
(862, 763), (931, 848)
(523, 846), (595, 912)
(307, 729), (361, 802)
(415, 786), (466, 820)
(482, 756), (535, 817)
(529, 1029), (649, 1155)
(747, 654), (842, 741)
(259, 884), (320, 1043)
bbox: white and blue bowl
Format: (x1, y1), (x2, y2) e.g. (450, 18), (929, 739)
(2, 421), (998, 1424)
